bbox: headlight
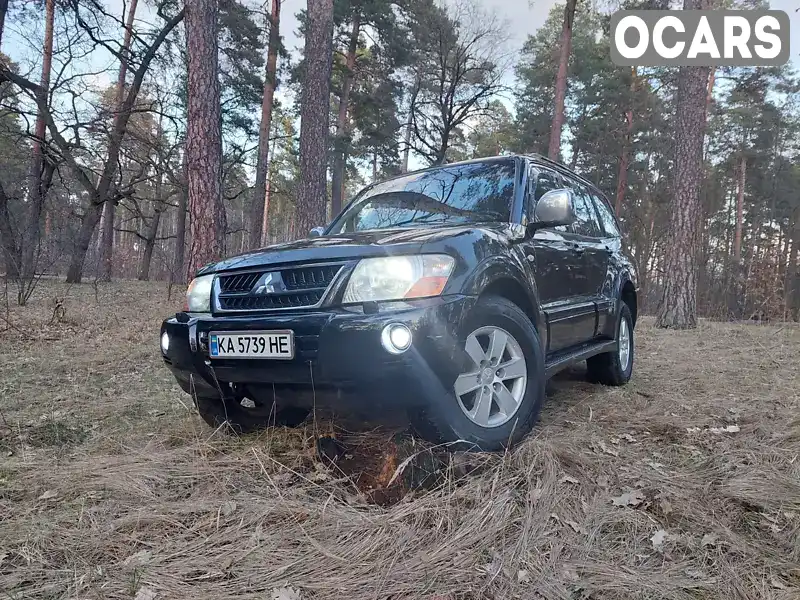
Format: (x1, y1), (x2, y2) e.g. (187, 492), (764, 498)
(185, 274), (214, 312)
(343, 255), (454, 303)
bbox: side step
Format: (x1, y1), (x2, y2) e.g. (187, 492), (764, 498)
(544, 339), (617, 379)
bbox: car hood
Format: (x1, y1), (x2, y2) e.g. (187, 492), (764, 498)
(198, 224), (518, 274)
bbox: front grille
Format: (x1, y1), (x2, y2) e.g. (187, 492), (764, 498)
(216, 263), (345, 312)
(219, 271), (262, 293)
(283, 265), (341, 291)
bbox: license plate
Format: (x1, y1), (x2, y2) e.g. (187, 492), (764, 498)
(209, 331), (294, 359)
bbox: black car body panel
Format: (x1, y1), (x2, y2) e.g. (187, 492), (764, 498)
(163, 154), (637, 417)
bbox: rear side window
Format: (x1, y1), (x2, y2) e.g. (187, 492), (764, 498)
(591, 193), (621, 237)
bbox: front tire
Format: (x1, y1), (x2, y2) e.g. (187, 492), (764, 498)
(586, 302), (634, 386)
(410, 295), (546, 451)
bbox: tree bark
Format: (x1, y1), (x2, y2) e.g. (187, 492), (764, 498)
(173, 150), (188, 283)
(655, 29), (710, 328)
(0, 182), (17, 278)
(98, 0), (139, 282)
(260, 128), (278, 246)
(0, 0), (9, 49)
(786, 214), (800, 320)
(547, 0), (576, 162)
(401, 81), (419, 173)
(734, 153), (746, 262)
(248, 0), (281, 249)
(615, 67), (636, 215)
(330, 13), (360, 217)
(185, 0), (226, 276)
(296, 0), (333, 236)
(20, 0), (54, 282)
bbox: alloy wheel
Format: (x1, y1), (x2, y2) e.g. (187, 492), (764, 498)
(454, 325), (528, 428)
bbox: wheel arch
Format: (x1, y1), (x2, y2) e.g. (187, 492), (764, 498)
(463, 257), (543, 331)
(620, 279), (638, 327)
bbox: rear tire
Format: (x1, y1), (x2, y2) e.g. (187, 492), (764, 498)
(409, 295), (546, 451)
(194, 395), (309, 433)
(586, 302), (634, 386)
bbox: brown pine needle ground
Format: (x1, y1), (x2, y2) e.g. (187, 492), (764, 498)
(1, 281), (798, 599)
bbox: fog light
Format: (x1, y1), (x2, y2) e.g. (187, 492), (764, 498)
(160, 331), (170, 354)
(381, 323), (412, 354)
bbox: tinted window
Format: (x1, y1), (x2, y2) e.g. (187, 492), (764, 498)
(529, 167), (567, 231)
(592, 193), (620, 237)
(331, 160), (516, 232)
(570, 184), (602, 238)
(531, 168), (561, 201)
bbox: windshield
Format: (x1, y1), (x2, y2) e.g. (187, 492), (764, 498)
(329, 159), (517, 233)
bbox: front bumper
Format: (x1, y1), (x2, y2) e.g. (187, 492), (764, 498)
(161, 295), (476, 406)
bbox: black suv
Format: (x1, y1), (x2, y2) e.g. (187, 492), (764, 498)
(161, 155), (637, 450)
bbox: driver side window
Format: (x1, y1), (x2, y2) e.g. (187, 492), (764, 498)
(529, 167), (568, 232)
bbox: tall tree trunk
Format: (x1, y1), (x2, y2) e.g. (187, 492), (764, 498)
(99, 0), (139, 281)
(734, 153), (746, 262)
(173, 150), (188, 283)
(296, 0), (333, 236)
(401, 80), (419, 173)
(0, 182), (17, 278)
(138, 208), (163, 281)
(655, 0), (710, 329)
(330, 13), (360, 217)
(260, 129), (278, 246)
(547, 0), (576, 162)
(20, 0), (54, 282)
(66, 201), (105, 284)
(615, 67), (636, 215)
(786, 214), (799, 319)
(185, 0), (226, 276)
(248, 0), (281, 249)
(138, 124), (165, 281)
(0, 0), (9, 49)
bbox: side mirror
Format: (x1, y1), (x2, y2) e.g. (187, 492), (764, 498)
(529, 189), (576, 233)
(309, 226), (325, 238)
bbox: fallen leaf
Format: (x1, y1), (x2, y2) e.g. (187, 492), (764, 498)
(517, 569), (530, 584)
(123, 549), (152, 567)
(599, 442), (619, 457)
(38, 490), (58, 501)
(565, 519), (586, 534)
(220, 501), (237, 516)
(684, 567), (707, 580)
(271, 587), (302, 600)
(596, 475), (610, 489)
(659, 498), (673, 516)
(701, 533), (718, 547)
(560, 475), (579, 485)
(134, 587), (157, 600)
(611, 490), (645, 507)
(309, 470), (331, 483)
(529, 487), (544, 502)
(686, 427), (702, 433)
(709, 425), (740, 434)
(651, 529), (670, 550)
(770, 577), (787, 590)
(622, 433), (636, 443)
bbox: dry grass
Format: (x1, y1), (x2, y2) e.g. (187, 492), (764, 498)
(1, 280), (799, 600)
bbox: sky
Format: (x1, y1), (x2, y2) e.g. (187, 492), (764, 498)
(4, 0), (798, 99)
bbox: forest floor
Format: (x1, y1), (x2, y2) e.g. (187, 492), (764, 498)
(0, 280), (799, 600)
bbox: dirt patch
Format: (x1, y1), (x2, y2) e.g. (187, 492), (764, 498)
(0, 281), (799, 599)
